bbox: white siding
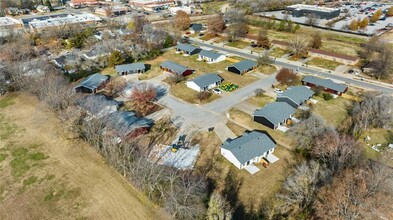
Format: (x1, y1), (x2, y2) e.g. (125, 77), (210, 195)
(186, 81), (202, 92)
(221, 148), (241, 169)
(215, 55), (226, 63)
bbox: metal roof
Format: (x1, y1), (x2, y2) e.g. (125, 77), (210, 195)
(76, 95), (120, 117)
(160, 61), (189, 75)
(115, 63), (145, 73)
(254, 102), (296, 125)
(277, 86), (314, 106)
(190, 73), (223, 88)
(190, 23), (203, 31)
(75, 73), (108, 91)
(176, 43), (198, 53)
(198, 50), (224, 60)
(229, 60), (257, 72)
(221, 131), (276, 164)
(103, 111), (153, 137)
(302, 75), (348, 93)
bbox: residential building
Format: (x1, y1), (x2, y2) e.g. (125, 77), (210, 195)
(103, 111), (153, 139)
(227, 60), (258, 75)
(160, 61), (193, 76)
(221, 131), (277, 169)
(186, 73), (223, 92)
(308, 48), (359, 65)
(76, 95), (120, 118)
(253, 102), (296, 129)
(276, 86), (315, 108)
(285, 4), (340, 19)
(302, 75), (348, 96)
(176, 43), (200, 55)
(74, 73), (109, 93)
(115, 63), (146, 75)
(198, 50), (226, 63)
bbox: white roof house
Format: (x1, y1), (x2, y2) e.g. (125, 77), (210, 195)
(197, 50), (226, 63)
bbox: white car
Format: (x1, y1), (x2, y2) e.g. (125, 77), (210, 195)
(212, 88), (222, 94)
(274, 88), (283, 94)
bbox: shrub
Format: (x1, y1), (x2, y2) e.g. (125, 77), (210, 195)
(196, 91), (211, 101)
(254, 88), (265, 97)
(323, 93), (333, 100)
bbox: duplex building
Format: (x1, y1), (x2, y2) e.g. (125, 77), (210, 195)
(160, 61), (193, 76)
(176, 43), (200, 55)
(227, 60), (258, 75)
(76, 95), (120, 118)
(115, 63), (146, 75)
(253, 102), (296, 129)
(74, 73), (109, 93)
(198, 50), (226, 63)
(186, 73), (223, 92)
(302, 75), (348, 96)
(277, 86), (315, 108)
(103, 111), (153, 139)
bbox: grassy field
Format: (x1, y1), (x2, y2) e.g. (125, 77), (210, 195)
(200, 1), (226, 14)
(360, 129), (393, 167)
(228, 108), (294, 148)
(0, 94), (167, 220)
(269, 47), (290, 58)
(258, 64), (277, 75)
(226, 121), (247, 136)
(226, 40), (250, 49)
(100, 66), (117, 77)
(246, 94), (275, 107)
(306, 57), (343, 70)
(311, 96), (353, 127)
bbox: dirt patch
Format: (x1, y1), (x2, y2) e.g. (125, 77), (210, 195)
(0, 93), (168, 220)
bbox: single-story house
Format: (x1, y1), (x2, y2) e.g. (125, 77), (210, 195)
(302, 75), (348, 96)
(277, 86), (315, 108)
(253, 102), (296, 129)
(186, 73), (223, 92)
(103, 111), (153, 139)
(308, 48), (359, 65)
(198, 50), (226, 63)
(221, 131), (277, 169)
(160, 61), (193, 76)
(74, 73), (109, 93)
(76, 94), (120, 118)
(271, 40), (291, 50)
(176, 43), (200, 55)
(190, 23), (203, 33)
(115, 63), (146, 75)
(227, 60), (258, 75)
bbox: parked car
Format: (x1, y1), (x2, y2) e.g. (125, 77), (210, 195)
(199, 33), (204, 36)
(213, 88), (222, 94)
(274, 88), (283, 94)
(347, 69), (354, 74)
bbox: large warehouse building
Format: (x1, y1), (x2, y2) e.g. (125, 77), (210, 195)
(285, 4), (340, 19)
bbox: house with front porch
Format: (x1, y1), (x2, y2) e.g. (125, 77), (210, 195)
(115, 63), (146, 75)
(221, 131), (277, 170)
(253, 102), (296, 129)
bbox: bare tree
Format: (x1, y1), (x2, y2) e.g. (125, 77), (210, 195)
(106, 77), (126, 96)
(206, 190), (233, 220)
(290, 35), (308, 58)
(275, 68), (297, 85)
(208, 15), (226, 35)
(257, 50), (273, 66)
(256, 28), (270, 48)
(309, 31), (322, 49)
(226, 22), (249, 42)
(174, 10), (190, 31)
(224, 9), (245, 24)
(306, 14), (319, 27)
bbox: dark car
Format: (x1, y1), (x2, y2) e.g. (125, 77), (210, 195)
(199, 33), (204, 36)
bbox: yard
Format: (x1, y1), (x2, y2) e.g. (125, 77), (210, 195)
(226, 40), (250, 49)
(200, 1), (227, 14)
(306, 57), (343, 70)
(0, 94), (166, 220)
(246, 94), (275, 107)
(258, 64), (277, 75)
(101, 66), (117, 77)
(311, 96), (353, 128)
(269, 47), (290, 58)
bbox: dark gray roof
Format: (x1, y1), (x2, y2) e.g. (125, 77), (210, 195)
(160, 61), (189, 75)
(229, 60), (257, 72)
(176, 43), (198, 53)
(75, 73), (108, 91)
(190, 73), (223, 88)
(190, 23), (203, 31)
(76, 95), (120, 117)
(302, 75), (348, 93)
(278, 86), (314, 106)
(198, 50), (224, 60)
(115, 63), (145, 73)
(254, 102), (296, 125)
(103, 111), (153, 137)
(221, 131), (276, 164)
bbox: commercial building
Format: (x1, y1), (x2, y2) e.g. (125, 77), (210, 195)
(0, 17), (23, 29)
(285, 4), (340, 19)
(129, 0), (175, 11)
(22, 13), (101, 30)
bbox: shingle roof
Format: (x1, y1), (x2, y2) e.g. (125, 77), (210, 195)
(229, 60), (257, 72)
(302, 75), (348, 93)
(103, 111), (153, 137)
(160, 61), (189, 75)
(190, 23), (203, 31)
(115, 63), (145, 73)
(75, 73), (108, 91)
(221, 131), (276, 164)
(198, 50), (224, 59)
(176, 43), (198, 53)
(277, 86), (314, 106)
(254, 102), (296, 125)
(190, 73), (223, 88)
(76, 95), (120, 117)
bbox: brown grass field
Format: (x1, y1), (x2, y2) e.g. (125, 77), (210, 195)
(0, 94), (168, 220)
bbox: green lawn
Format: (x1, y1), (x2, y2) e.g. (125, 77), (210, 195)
(226, 40), (250, 49)
(269, 47), (290, 58)
(306, 57), (342, 70)
(312, 96), (353, 127)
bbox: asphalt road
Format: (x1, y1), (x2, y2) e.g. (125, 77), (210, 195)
(191, 40), (393, 94)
